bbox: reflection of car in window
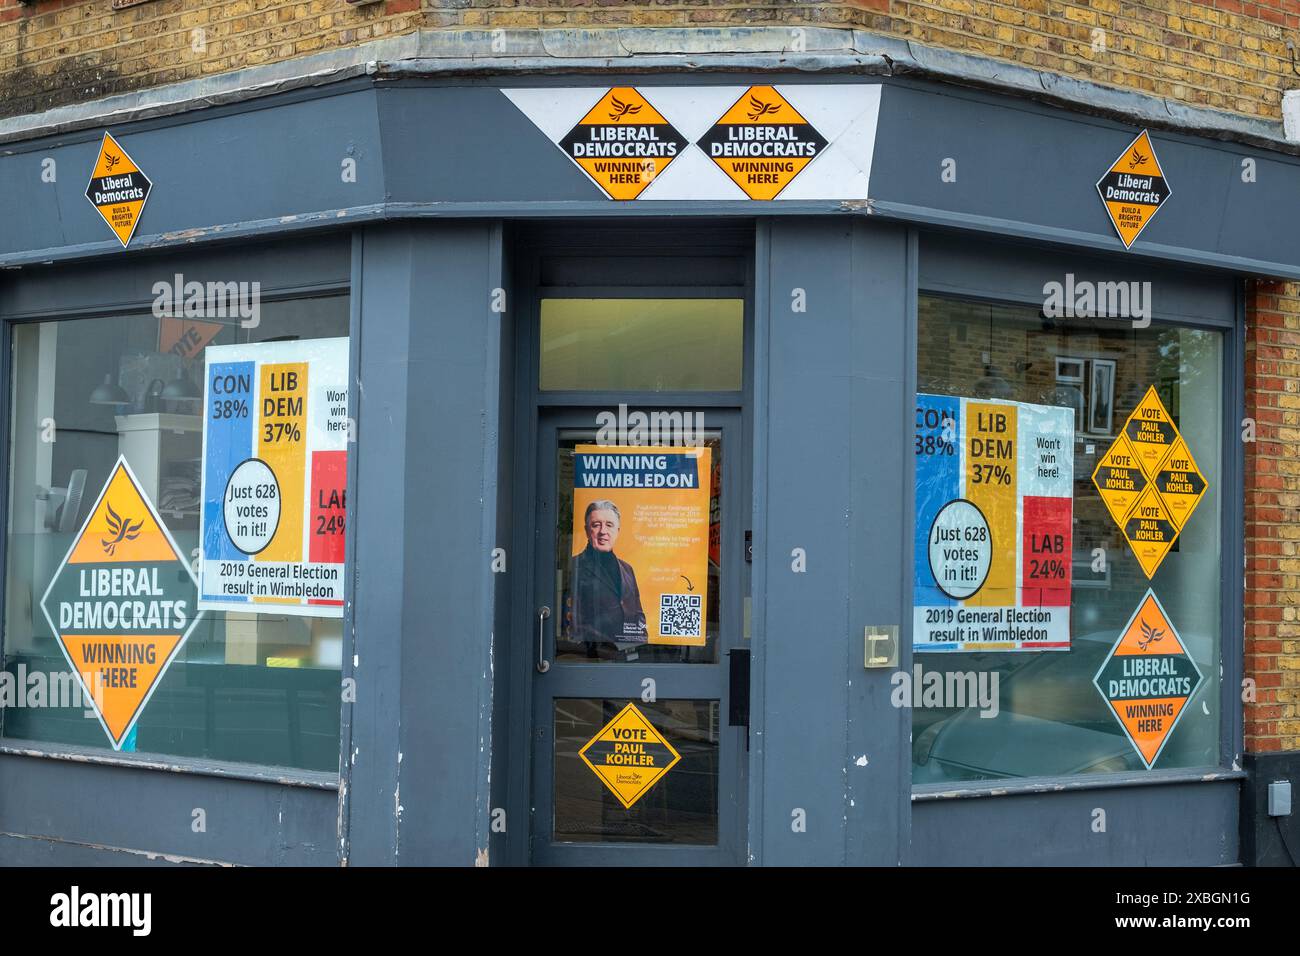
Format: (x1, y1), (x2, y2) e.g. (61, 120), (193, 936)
(913, 629), (1217, 783)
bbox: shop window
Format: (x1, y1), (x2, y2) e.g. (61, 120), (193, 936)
(2, 295), (349, 773)
(540, 298), (743, 392)
(913, 296), (1222, 782)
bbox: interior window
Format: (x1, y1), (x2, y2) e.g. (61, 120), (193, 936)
(540, 298), (743, 392)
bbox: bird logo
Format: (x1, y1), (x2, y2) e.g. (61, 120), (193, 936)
(1137, 617), (1164, 652)
(101, 501), (144, 556)
(104, 151), (121, 172)
(608, 95), (642, 122)
(1127, 147), (1149, 171)
(747, 95), (781, 121)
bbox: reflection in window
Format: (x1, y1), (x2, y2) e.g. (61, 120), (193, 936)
(913, 296), (1222, 782)
(3, 297), (348, 772)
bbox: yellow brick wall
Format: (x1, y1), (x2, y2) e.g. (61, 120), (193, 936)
(0, 0), (1296, 122)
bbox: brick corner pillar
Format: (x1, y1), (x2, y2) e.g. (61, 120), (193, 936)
(1243, 278), (1298, 755)
(1241, 277), (1300, 866)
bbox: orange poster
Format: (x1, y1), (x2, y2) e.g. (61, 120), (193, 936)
(569, 444), (711, 648)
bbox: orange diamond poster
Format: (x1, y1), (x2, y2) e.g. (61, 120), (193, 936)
(1095, 129), (1170, 249)
(1091, 434), (1147, 527)
(558, 88), (688, 200)
(578, 702), (681, 809)
(85, 131), (153, 248)
(697, 86), (829, 200)
(40, 457), (202, 750)
(1093, 589), (1203, 769)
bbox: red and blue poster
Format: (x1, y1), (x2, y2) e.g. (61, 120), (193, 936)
(198, 338), (349, 617)
(914, 394), (1074, 652)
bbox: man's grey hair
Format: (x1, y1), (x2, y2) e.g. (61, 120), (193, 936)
(584, 499), (621, 523)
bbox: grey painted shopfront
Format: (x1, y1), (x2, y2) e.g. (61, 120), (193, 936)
(0, 37), (1288, 865)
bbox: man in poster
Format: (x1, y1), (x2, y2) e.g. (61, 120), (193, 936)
(570, 499), (647, 646)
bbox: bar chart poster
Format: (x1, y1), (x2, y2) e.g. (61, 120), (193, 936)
(913, 394), (1074, 652)
(199, 338), (349, 617)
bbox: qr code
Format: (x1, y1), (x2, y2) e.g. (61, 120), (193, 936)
(659, 593), (703, 638)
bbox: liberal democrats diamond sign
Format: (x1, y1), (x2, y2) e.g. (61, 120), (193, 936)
(40, 457), (202, 750)
(85, 132), (153, 248)
(579, 702), (681, 809)
(1093, 589), (1202, 769)
(1095, 129), (1170, 249)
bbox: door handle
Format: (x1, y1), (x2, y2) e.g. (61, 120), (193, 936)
(536, 606), (551, 674)
(728, 648), (750, 729)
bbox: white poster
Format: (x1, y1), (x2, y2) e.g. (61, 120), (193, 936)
(913, 394), (1075, 652)
(198, 338), (349, 616)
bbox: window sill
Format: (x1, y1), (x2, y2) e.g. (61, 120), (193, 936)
(911, 766), (1245, 802)
(0, 739), (339, 790)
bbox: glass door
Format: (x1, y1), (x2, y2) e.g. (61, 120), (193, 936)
(529, 409), (747, 865)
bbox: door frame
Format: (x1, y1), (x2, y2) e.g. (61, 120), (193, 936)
(530, 408), (745, 865)
(502, 221), (756, 866)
